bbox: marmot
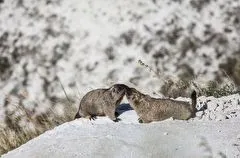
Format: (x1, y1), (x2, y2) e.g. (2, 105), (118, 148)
(74, 84), (128, 122)
(125, 87), (197, 123)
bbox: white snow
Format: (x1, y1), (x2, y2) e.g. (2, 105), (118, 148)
(2, 94), (240, 158)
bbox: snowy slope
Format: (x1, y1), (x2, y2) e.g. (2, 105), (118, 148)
(2, 94), (240, 158)
(2, 111), (240, 158)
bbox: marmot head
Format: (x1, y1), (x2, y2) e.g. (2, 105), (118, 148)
(125, 87), (141, 105)
(110, 84), (128, 100)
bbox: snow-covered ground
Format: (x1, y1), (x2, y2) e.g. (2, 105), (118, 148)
(2, 94), (240, 158)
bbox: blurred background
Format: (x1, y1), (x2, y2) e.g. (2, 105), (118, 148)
(0, 0), (240, 154)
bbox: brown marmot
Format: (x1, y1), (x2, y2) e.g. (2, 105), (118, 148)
(74, 84), (128, 122)
(125, 87), (197, 123)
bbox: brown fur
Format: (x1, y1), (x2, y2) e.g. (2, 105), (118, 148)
(74, 84), (128, 122)
(125, 87), (197, 123)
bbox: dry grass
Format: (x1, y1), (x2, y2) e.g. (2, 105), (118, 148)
(0, 97), (77, 156)
(138, 59), (239, 98)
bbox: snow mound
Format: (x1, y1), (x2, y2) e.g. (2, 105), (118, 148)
(2, 113), (240, 158)
(2, 94), (240, 158)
